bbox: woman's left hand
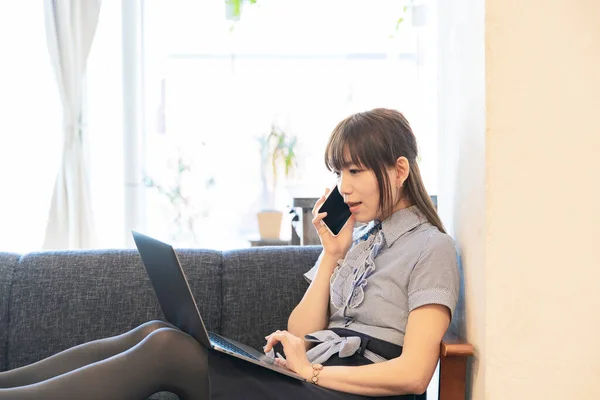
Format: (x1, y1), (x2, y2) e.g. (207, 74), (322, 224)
(264, 330), (312, 379)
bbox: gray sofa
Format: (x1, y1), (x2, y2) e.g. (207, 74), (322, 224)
(0, 245), (322, 399)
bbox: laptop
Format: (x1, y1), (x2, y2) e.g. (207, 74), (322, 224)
(131, 231), (304, 381)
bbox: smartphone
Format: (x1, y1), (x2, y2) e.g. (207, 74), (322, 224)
(318, 186), (352, 236)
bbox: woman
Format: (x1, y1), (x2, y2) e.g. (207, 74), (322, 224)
(0, 108), (459, 399)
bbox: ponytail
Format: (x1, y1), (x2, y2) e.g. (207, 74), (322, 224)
(405, 162), (446, 234)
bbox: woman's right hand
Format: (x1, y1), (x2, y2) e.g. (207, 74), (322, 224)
(312, 188), (355, 260)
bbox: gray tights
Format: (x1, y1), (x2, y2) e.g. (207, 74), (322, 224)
(0, 321), (209, 400)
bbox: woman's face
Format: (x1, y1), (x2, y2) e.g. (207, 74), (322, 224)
(335, 164), (397, 223)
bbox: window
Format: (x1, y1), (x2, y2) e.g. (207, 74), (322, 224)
(0, 3), (62, 252)
(0, 1), (438, 252)
(87, 0), (125, 249)
(136, 0), (438, 249)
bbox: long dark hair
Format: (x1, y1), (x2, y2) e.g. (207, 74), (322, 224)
(324, 108), (445, 233)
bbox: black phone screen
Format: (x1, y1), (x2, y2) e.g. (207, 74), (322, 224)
(318, 186), (352, 236)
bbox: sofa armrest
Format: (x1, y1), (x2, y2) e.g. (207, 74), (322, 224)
(441, 332), (474, 357)
(439, 332), (474, 400)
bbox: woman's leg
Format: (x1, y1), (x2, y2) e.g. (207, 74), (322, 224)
(0, 320), (172, 388)
(0, 327), (210, 400)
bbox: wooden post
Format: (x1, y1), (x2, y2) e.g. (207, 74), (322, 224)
(439, 354), (468, 400)
(438, 333), (474, 400)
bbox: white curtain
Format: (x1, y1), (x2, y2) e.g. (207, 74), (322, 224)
(43, 0), (102, 249)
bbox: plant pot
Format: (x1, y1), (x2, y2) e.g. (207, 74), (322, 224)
(257, 210), (283, 240)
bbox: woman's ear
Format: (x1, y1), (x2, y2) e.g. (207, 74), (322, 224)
(395, 156), (410, 188)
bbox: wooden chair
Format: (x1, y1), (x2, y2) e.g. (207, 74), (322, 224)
(439, 333), (474, 400)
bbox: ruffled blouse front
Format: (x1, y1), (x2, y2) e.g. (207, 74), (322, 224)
(330, 221), (385, 311)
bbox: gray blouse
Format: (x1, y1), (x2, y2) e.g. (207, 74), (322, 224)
(304, 205), (459, 347)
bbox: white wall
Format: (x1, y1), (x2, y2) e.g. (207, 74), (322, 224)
(439, 0), (600, 398)
(437, 0), (486, 398)
(485, 0), (600, 398)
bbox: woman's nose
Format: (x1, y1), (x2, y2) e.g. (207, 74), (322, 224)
(338, 174), (352, 196)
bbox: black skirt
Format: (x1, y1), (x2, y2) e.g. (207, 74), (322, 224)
(208, 329), (426, 400)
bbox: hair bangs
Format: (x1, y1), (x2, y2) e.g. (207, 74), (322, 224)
(324, 116), (367, 172)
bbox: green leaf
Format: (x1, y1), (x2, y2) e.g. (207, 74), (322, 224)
(226, 0), (257, 18)
(395, 17), (404, 31)
(225, 0), (242, 17)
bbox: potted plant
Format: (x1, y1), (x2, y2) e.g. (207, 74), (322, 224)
(256, 123), (297, 240)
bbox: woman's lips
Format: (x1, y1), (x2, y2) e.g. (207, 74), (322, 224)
(347, 202), (361, 213)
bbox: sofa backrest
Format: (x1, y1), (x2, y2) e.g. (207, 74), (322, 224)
(6, 249), (222, 370)
(220, 246), (321, 350)
(0, 253), (19, 371)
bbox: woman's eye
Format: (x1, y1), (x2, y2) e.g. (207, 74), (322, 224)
(349, 169), (362, 175)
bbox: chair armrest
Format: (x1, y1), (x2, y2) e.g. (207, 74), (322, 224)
(438, 332), (474, 400)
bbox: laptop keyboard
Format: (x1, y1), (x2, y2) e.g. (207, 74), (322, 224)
(208, 332), (259, 360)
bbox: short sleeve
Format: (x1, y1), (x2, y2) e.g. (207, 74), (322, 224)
(408, 232), (460, 318)
(303, 251), (323, 283)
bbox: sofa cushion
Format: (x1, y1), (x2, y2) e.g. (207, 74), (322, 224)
(7, 248), (222, 370)
(0, 252), (19, 372)
(220, 246), (321, 351)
